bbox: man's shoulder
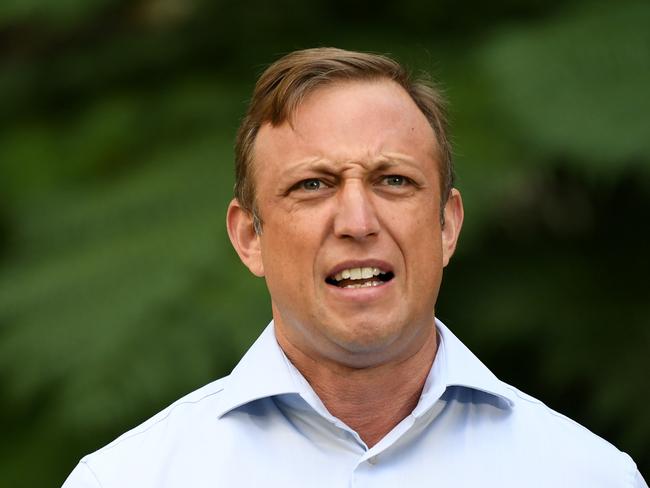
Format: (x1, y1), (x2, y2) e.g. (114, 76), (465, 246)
(505, 382), (615, 446)
(439, 322), (640, 481)
(67, 376), (231, 486)
(496, 382), (639, 482)
(105, 376), (229, 448)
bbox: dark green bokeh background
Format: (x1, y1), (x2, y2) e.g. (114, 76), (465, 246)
(1, 0), (648, 485)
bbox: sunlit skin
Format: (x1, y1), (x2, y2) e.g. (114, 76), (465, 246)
(227, 80), (463, 446)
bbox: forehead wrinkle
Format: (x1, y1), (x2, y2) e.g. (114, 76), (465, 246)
(290, 128), (438, 174)
(284, 87), (440, 165)
(277, 152), (432, 182)
(277, 156), (330, 178)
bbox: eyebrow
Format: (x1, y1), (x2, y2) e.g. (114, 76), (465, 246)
(278, 154), (422, 178)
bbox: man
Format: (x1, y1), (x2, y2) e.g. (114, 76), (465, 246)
(63, 48), (647, 487)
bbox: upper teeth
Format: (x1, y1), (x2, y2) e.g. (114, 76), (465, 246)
(333, 267), (384, 281)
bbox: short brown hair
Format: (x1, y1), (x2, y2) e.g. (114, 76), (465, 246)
(234, 47), (454, 230)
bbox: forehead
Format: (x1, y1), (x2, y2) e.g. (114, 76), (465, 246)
(252, 80), (438, 180)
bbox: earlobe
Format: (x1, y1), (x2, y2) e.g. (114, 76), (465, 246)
(441, 189), (464, 267)
(226, 199), (265, 277)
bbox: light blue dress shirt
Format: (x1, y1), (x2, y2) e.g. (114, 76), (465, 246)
(63, 320), (647, 487)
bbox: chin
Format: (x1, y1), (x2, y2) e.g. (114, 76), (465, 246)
(328, 320), (405, 358)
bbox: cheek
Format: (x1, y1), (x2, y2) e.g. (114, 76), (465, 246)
(388, 202), (442, 251)
(405, 218), (445, 284)
(260, 218), (320, 295)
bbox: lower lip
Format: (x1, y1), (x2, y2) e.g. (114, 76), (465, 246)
(325, 278), (394, 302)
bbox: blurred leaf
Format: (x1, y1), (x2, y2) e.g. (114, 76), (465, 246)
(0, 77), (245, 202)
(0, 0), (117, 28)
(479, 0), (650, 166)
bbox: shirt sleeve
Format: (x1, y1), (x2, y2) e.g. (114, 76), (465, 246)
(61, 461), (102, 488)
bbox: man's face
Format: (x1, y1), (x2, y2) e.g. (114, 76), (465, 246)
(228, 80), (463, 368)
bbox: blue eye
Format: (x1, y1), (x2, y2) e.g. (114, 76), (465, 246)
(301, 179), (323, 191)
(384, 175), (406, 186)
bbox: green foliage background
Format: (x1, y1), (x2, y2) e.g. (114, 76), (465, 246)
(0, 0), (648, 485)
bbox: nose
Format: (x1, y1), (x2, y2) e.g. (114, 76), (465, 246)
(333, 181), (380, 240)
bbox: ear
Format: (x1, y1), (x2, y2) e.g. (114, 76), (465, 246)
(441, 188), (464, 267)
(226, 199), (265, 277)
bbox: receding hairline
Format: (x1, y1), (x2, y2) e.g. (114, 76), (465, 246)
(251, 48), (409, 122)
(249, 77), (442, 173)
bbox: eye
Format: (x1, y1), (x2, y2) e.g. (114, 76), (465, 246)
(298, 178), (326, 191)
(286, 177), (334, 197)
(382, 175), (408, 186)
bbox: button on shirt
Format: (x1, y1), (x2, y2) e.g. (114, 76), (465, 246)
(63, 320), (648, 487)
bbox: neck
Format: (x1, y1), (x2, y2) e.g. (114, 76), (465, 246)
(277, 327), (438, 448)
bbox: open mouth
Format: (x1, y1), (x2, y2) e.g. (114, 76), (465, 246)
(325, 266), (394, 289)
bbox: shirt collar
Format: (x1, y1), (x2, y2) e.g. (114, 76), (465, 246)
(215, 322), (301, 418)
(215, 319), (515, 418)
(431, 318), (516, 409)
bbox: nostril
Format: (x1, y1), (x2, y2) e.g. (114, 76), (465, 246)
(337, 225), (380, 240)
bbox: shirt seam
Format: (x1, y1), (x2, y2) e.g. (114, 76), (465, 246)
(98, 388), (224, 454)
(502, 383), (633, 458)
(81, 460), (104, 488)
